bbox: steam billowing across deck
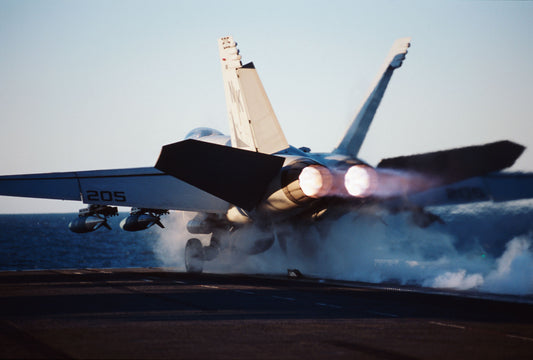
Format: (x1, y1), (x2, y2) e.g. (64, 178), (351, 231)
(155, 201), (533, 296)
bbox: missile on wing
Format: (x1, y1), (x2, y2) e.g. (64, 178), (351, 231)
(120, 213), (162, 232)
(68, 205), (118, 233)
(120, 208), (168, 232)
(69, 216), (110, 233)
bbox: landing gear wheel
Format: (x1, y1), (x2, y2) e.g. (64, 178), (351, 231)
(203, 235), (220, 261)
(185, 238), (204, 273)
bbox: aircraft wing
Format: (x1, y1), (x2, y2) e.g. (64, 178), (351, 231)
(0, 167), (230, 213)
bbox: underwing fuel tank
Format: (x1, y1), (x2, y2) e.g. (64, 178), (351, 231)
(120, 213), (164, 232)
(69, 216), (109, 233)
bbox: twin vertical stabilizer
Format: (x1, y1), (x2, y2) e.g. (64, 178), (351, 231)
(218, 36), (289, 154)
(334, 37), (411, 158)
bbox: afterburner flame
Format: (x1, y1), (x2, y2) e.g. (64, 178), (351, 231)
(299, 165), (333, 198)
(344, 165), (376, 197)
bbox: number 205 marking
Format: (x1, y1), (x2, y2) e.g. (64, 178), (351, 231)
(86, 190), (126, 202)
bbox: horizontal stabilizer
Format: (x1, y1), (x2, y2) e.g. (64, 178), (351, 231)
(378, 141), (525, 185)
(404, 173), (533, 207)
(155, 139), (285, 210)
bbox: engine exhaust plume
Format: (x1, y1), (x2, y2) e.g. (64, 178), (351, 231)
(344, 165), (377, 197)
(298, 165), (333, 198)
(370, 168), (441, 199)
(298, 164), (436, 200)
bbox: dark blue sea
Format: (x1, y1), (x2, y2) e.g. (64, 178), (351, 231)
(0, 214), (162, 271)
(0, 204), (532, 296)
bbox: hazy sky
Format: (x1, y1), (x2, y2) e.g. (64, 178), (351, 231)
(1, 0), (532, 213)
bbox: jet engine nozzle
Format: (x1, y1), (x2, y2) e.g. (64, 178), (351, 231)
(344, 165), (377, 197)
(298, 165), (333, 198)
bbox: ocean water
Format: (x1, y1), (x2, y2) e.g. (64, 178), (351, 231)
(0, 214), (162, 270)
(1, 202), (532, 296)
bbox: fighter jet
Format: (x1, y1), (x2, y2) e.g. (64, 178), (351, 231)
(2, 36), (532, 272)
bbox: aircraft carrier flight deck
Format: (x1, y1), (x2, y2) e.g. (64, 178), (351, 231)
(0, 268), (532, 359)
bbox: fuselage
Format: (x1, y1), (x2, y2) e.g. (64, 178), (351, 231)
(187, 127), (374, 225)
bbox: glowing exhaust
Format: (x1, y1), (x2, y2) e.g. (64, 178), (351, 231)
(299, 165), (333, 198)
(344, 165), (376, 197)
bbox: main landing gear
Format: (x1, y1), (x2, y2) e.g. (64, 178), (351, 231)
(183, 225), (276, 273)
(184, 238), (204, 273)
(184, 236), (221, 273)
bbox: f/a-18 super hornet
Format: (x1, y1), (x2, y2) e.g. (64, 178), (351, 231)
(2, 36), (532, 272)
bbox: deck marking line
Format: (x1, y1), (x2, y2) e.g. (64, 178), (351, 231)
(429, 321), (466, 330)
(506, 334), (533, 342)
(368, 311), (399, 318)
(199, 285), (219, 289)
(315, 302), (342, 309)
(235, 290), (255, 295)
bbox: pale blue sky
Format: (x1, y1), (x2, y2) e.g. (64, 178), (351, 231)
(1, 0), (532, 213)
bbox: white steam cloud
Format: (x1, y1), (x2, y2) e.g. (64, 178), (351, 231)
(155, 201), (533, 296)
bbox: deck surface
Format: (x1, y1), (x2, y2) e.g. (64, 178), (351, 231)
(1, 268), (532, 359)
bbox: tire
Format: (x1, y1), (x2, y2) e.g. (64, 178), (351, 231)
(185, 238), (204, 273)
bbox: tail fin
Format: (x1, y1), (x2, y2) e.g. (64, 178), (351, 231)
(334, 38), (411, 158)
(218, 36), (289, 154)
